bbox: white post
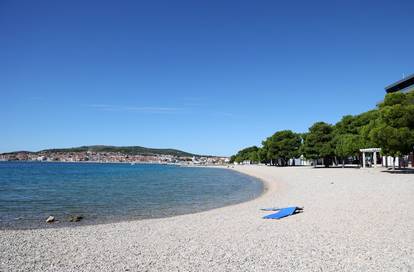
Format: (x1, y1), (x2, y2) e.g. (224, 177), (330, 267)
(362, 152), (366, 168)
(373, 152), (377, 168)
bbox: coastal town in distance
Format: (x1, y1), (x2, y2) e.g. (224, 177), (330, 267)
(0, 146), (230, 165)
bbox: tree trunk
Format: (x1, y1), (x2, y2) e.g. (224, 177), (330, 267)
(392, 157), (396, 171)
(323, 157), (329, 168)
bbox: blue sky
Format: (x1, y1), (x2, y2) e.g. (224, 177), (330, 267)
(1, 0), (413, 156)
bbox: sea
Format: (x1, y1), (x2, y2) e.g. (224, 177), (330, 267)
(0, 161), (262, 229)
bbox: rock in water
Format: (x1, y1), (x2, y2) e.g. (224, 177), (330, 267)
(69, 215), (83, 222)
(46, 216), (55, 223)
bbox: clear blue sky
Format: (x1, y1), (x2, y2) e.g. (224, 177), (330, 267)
(1, 0), (413, 156)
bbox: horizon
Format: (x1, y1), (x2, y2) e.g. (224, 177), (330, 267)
(1, 0), (414, 156)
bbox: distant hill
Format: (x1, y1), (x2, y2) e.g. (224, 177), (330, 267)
(0, 150), (34, 155)
(38, 145), (198, 157)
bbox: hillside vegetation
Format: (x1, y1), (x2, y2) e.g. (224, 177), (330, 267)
(12, 145), (197, 157)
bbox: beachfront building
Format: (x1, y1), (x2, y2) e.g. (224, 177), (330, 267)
(359, 148), (406, 168)
(360, 148), (381, 168)
(288, 155), (312, 166)
(385, 73), (414, 93)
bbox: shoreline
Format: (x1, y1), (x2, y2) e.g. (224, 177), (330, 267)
(1, 165), (413, 271)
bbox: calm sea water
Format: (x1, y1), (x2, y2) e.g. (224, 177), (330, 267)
(0, 162), (262, 229)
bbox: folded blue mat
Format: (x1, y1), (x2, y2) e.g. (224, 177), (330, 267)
(262, 206), (298, 219)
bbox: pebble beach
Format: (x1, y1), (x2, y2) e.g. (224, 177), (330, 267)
(1, 166), (413, 271)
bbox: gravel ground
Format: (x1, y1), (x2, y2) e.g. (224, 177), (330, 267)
(1, 166), (413, 271)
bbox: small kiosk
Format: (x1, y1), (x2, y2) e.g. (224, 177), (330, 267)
(360, 148), (381, 168)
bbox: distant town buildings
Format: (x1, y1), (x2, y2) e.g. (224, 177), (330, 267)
(0, 151), (229, 166)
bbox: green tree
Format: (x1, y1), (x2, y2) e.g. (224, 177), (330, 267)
(332, 110), (380, 166)
(370, 125), (413, 162)
(233, 146), (260, 164)
(275, 130), (301, 166)
(334, 110), (380, 136)
(257, 147), (268, 164)
(334, 134), (361, 167)
(302, 122), (335, 167)
(248, 151), (259, 162)
(370, 91), (414, 169)
(262, 130), (301, 166)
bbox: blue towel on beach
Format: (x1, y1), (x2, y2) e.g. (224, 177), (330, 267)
(262, 206), (298, 219)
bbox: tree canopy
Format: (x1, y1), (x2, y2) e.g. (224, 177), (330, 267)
(302, 122), (335, 167)
(369, 92), (414, 164)
(262, 130), (301, 166)
(231, 90), (414, 168)
(230, 146), (260, 164)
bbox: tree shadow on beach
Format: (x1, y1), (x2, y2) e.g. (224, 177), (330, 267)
(311, 165), (361, 169)
(381, 168), (414, 174)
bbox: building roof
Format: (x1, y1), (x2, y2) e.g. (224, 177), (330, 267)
(360, 148), (381, 152)
(385, 74), (414, 93)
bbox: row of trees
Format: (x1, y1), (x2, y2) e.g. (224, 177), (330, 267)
(230, 91), (414, 169)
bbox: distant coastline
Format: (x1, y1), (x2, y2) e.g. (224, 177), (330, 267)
(0, 160), (225, 167)
(0, 145), (230, 165)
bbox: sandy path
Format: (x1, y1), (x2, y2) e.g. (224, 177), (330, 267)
(1, 166), (413, 271)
